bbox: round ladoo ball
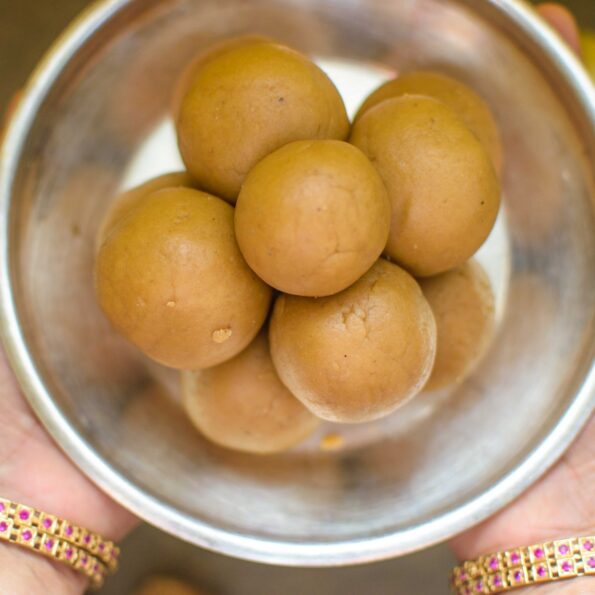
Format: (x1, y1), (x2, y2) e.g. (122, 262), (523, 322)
(235, 140), (390, 297)
(269, 259), (437, 423)
(177, 42), (349, 202)
(95, 187), (272, 369)
(354, 71), (503, 173)
(420, 260), (495, 391)
(171, 35), (272, 121)
(350, 95), (500, 277)
(96, 171), (196, 251)
(135, 576), (208, 595)
(182, 331), (319, 454)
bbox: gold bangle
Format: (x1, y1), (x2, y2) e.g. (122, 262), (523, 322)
(0, 497), (120, 589)
(451, 535), (595, 593)
(0, 498), (119, 569)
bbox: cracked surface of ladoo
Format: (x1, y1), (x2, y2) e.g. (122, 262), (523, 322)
(235, 139), (390, 297)
(351, 95), (500, 277)
(269, 259), (437, 423)
(182, 330), (319, 454)
(177, 42), (349, 203)
(95, 187), (272, 369)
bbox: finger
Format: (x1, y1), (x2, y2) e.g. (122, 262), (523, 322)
(450, 414), (595, 561)
(1, 90), (22, 136)
(538, 3), (582, 56)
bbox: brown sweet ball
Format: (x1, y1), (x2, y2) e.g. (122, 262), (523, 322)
(171, 35), (272, 121)
(420, 260), (496, 391)
(95, 187), (272, 369)
(235, 140), (390, 297)
(96, 172), (196, 251)
(354, 71), (503, 174)
(182, 330), (319, 454)
(177, 42), (349, 202)
(269, 259), (437, 423)
(135, 576), (208, 595)
(350, 95), (500, 277)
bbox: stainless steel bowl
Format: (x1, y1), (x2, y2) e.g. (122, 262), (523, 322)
(1, 0), (594, 566)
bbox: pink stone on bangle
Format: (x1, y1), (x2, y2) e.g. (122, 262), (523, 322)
(0, 498), (117, 569)
(451, 535), (595, 593)
(0, 496), (118, 588)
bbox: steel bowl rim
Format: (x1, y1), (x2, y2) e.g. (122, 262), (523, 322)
(1, 0), (594, 566)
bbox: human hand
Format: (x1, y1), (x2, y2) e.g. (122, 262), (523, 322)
(451, 416), (594, 593)
(451, 5), (594, 593)
(0, 346), (138, 594)
(0, 107), (137, 595)
(0, 345), (139, 592)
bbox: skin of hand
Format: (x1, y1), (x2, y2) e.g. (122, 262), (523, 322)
(450, 416), (595, 593)
(0, 3), (590, 594)
(537, 2), (583, 56)
(451, 4), (594, 593)
(0, 346), (137, 594)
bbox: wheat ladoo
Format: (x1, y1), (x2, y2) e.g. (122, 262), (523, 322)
(177, 42), (349, 202)
(235, 140), (390, 297)
(135, 576), (208, 595)
(96, 171), (196, 250)
(171, 35), (272, 121)
(420, 260), (495, 391)
(269, 259), (437, 423)
(350, 95), (500, 277)
(355, 71), (502, 173)
(182, 331), (319, 454)
(95, 187), (272, 369)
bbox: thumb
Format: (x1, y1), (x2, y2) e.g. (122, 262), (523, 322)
(537, 3), (582, 56)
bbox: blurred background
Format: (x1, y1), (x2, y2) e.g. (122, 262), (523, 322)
(0, 1), (593, 594)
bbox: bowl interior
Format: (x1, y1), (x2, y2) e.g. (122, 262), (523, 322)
(3, 0), (595, 562)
